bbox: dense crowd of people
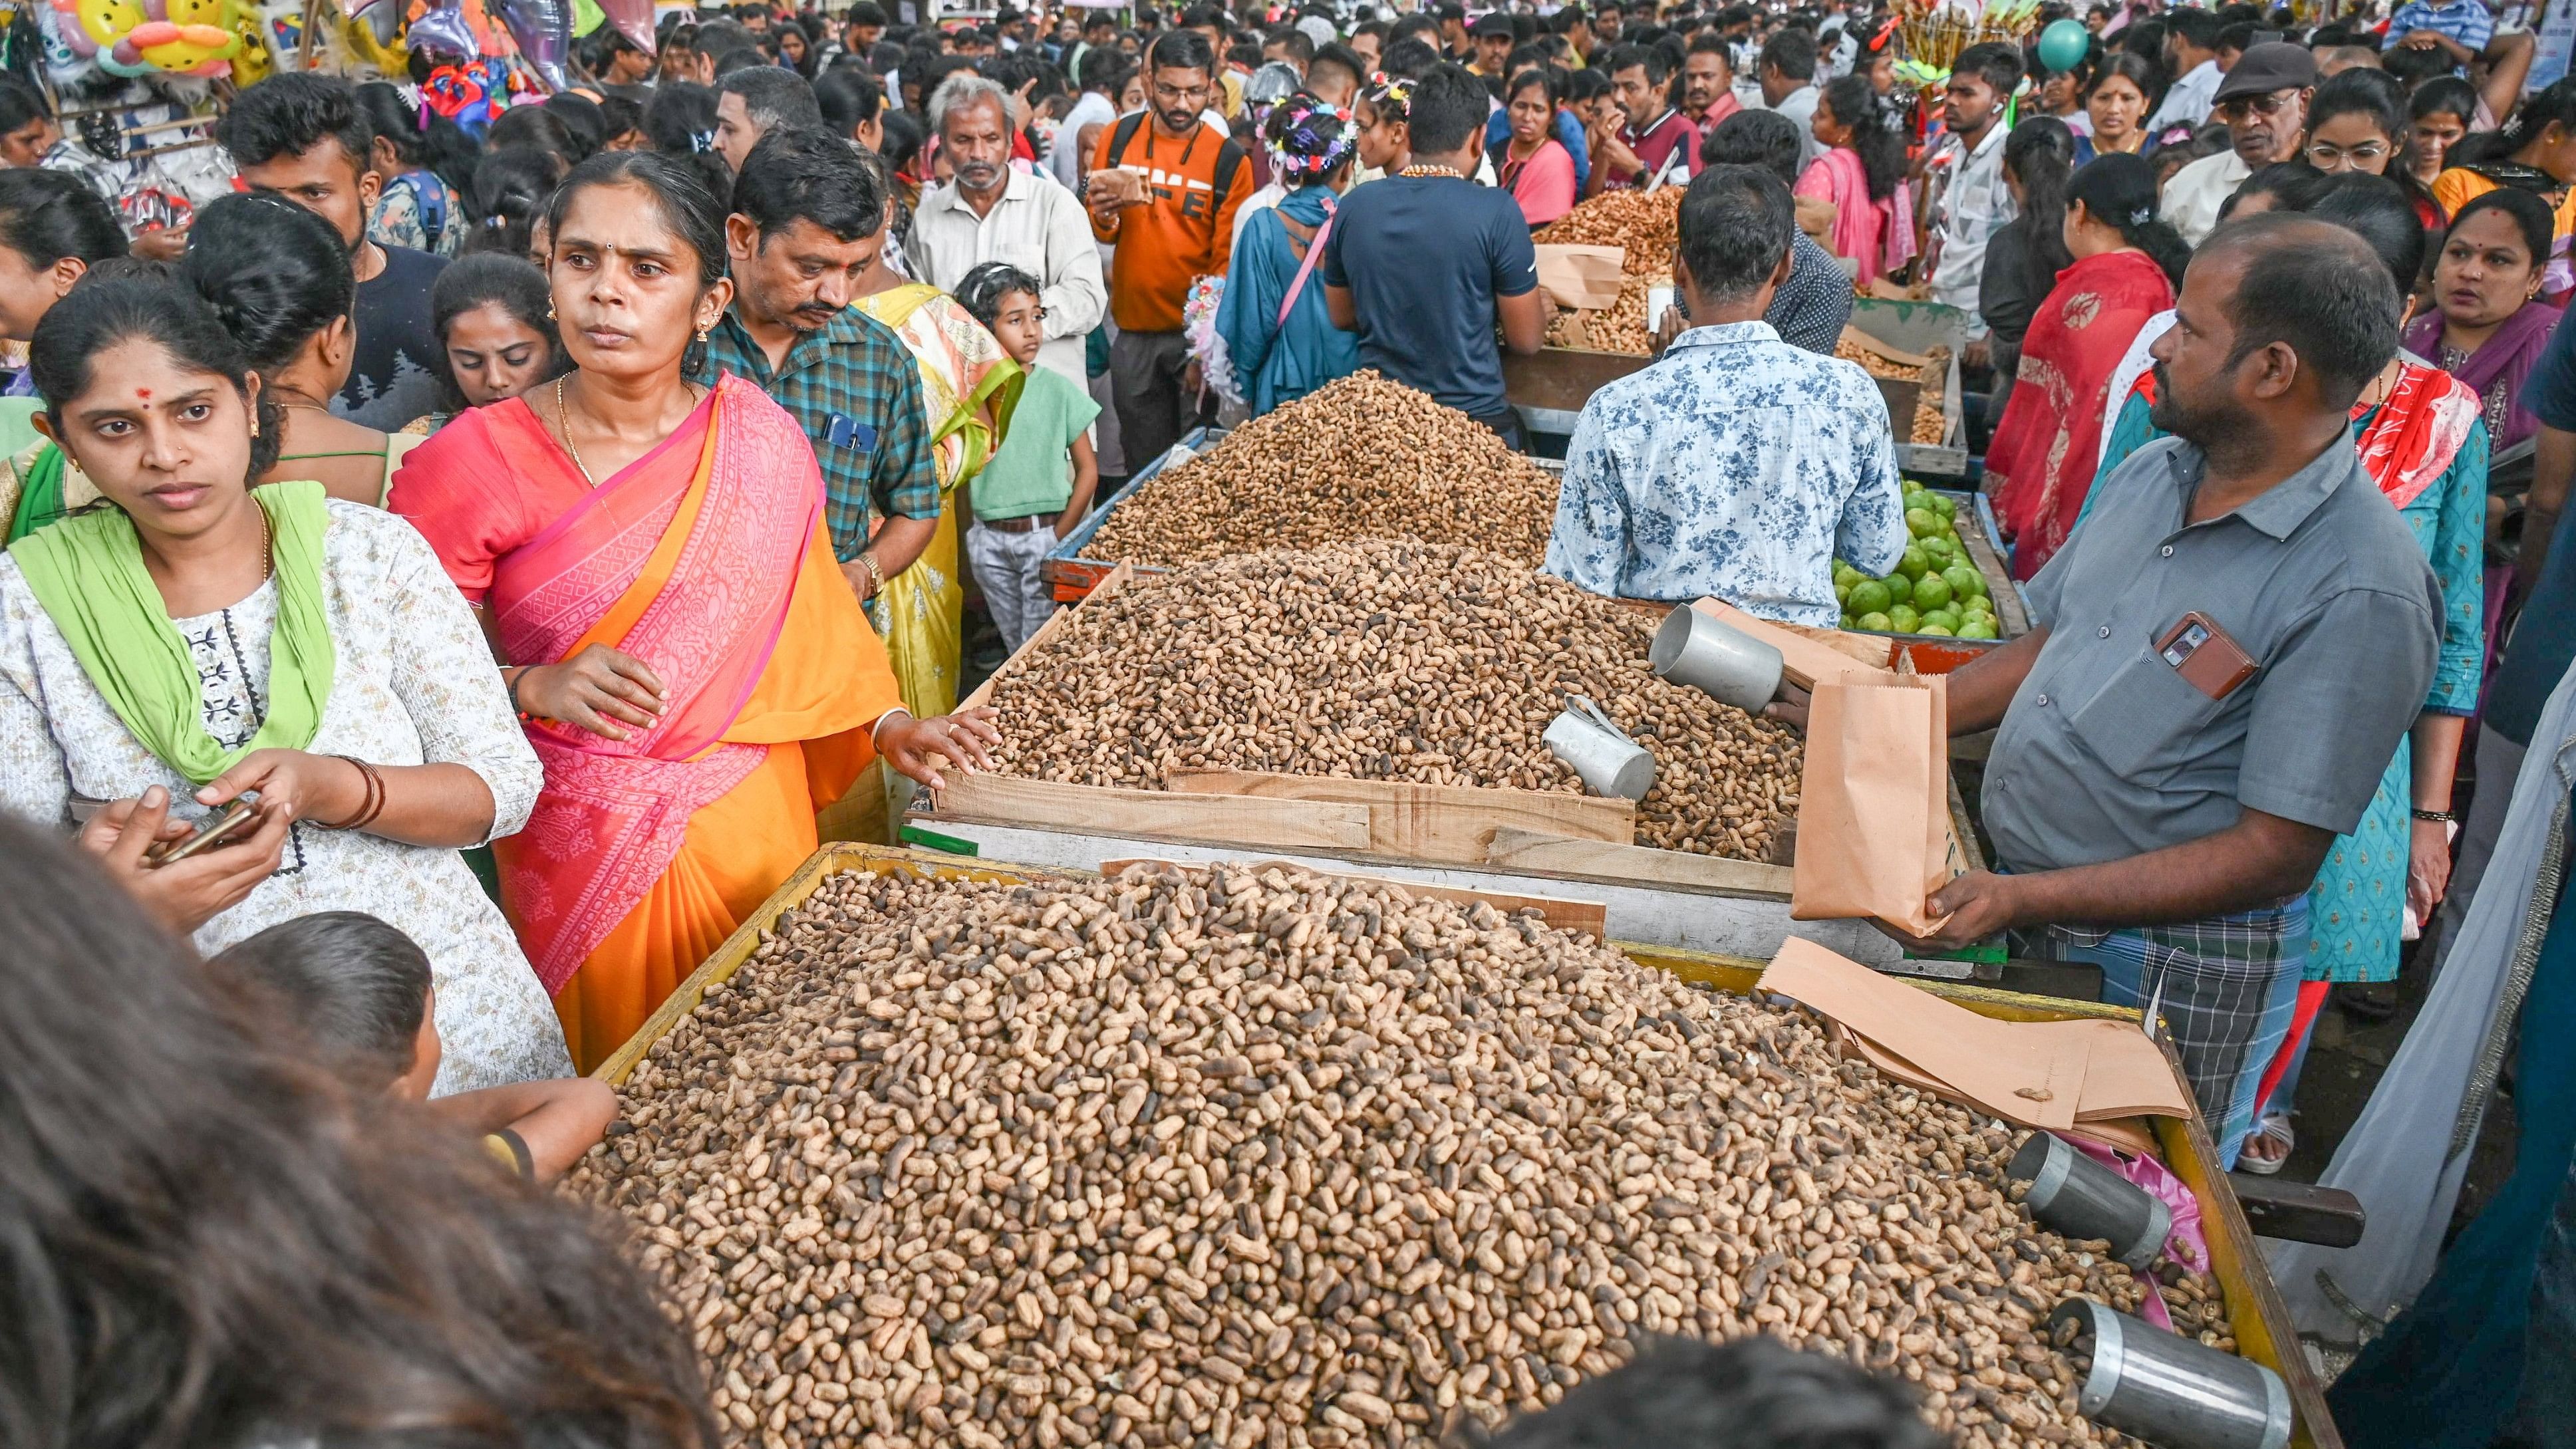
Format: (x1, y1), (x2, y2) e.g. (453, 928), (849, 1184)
(3, 0), (2576, 1443)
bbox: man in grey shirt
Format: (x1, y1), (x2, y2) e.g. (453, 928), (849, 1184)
(1857, 217), (2440, 1165)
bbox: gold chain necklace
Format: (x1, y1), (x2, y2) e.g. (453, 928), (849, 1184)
(555, 375), (599, 488)
(1397, 162), (1465, 178)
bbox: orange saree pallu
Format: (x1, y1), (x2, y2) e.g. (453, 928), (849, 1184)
(395, 376), (900, 1070)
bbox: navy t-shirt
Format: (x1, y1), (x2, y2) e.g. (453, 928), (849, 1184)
(1319, 174), (1537, 418)
(2490, 305), (2576, 746)
(336, 243), (448, 431)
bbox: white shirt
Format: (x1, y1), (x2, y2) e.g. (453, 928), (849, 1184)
(2144, 58), (2221, 132)
(1051, 90), (1117, 192)
(1766, 84), (1823, 166)
(1926, 120), (2015, 314)
(912, 166), (1109, 388)
(2159, 148), (2251, 247)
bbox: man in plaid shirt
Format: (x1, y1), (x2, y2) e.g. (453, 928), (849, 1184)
(692, 129), (936, 609)
(2389, 0), (2496, 76)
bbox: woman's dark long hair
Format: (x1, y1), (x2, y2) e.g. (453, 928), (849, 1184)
(29, 271), (285, 481)
(429, 251), (570, 412)
(2069, 150), (2192, 289)
(0, 811), (719, 1449)
(2455, 75), (2576, 170)
(2005, 116), (2077, 307)
(176, 192), (356, 383)
(353, 78), (478, 201)
(1820, 74), (1902, 202)
(464, 145), (568, 260)
(2303, 170), (2432, 307)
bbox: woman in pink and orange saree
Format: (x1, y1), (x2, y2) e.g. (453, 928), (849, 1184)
(393, 152), (999, 1071)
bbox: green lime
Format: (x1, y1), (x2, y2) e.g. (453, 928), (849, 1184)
(1911, 573), (1953, 612)
(1834, 581), (1851, 604)
(1886, 604), (1922, 634)
(1903, 488), (1933, 512)
(1846, 580), (1891, 616)
(1941, 563), (1985, 598)
(1898, 545), (1930, 579)
(1906, 507), (1941, 538)
(1931, 493), (1957, 519)
(1959, 596), (1994, 621)
(1916, 622), (1955, 637)
(1855, 611), (1893, 632)
(1882, 571), (1914, 606)
(1920, 535), (1956, 563)
(1957, 617), (1999, 640)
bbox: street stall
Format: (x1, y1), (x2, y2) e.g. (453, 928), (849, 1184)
(571, 843), (2341, 1449)
(919, 545), (1994, 972)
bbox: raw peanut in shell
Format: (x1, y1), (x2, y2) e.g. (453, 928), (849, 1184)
(1086, 372), (1558, 570)
(980, 539), (1802, 860)
(573, 862), (2214, 1449)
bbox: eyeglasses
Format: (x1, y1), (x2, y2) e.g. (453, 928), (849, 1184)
(2305, 138), (2389, 166)
(2216, 88), (2299, 121)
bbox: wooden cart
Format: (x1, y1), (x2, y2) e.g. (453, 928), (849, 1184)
(913, 564), (1991, 976)
(592, 842), (2344, 1449)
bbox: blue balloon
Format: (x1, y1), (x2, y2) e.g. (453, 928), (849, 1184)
(2037, 18), (2091, 74)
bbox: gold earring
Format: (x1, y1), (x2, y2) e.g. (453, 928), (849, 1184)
(547, 303), (557, 320)
(697, 324), (712, 342)
(249, 417), (259, 438)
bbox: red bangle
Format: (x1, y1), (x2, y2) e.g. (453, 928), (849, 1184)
(321, 754), (386, 833)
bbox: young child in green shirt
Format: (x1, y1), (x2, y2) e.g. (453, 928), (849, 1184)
(956, 263), (1101, 654)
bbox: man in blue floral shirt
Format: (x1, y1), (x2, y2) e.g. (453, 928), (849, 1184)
(1544, 164), (1908, 625)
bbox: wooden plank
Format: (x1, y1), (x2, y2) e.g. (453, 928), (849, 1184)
(1483, 825), (1794, 898)
(934, 770), (1374, 852)
(1100, 855), (1610, 938)
(1167, 767), (1632, 864)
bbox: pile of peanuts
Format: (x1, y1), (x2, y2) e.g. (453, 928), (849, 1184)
(1830, 339), (1955, 448)
(575, 861), (2198, 1449)
(1085, 373), (1557, 570)
(1536, 190), (1683, 356)
(979, 540), (1800, 860)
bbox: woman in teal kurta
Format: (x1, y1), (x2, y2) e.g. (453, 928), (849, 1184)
(1214, 94), (1362, 418)
(2080, 357), (2489, 1167)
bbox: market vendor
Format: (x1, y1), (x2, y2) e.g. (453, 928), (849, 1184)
(1858, 216), (2440, 1167)
(1544, 164), (1907, 624)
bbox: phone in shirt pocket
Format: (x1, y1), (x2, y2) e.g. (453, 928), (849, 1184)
(2063, 618), (2253, 779)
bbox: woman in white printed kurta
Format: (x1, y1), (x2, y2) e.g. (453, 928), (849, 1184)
(0, 500), (571, 1093)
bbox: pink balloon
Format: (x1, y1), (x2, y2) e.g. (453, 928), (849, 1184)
(598, 0), (651, 53)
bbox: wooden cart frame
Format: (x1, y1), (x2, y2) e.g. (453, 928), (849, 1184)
(593, 843), (2344, 1449)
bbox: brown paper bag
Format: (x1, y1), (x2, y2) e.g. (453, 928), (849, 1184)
(1789, 666), (1964, 934)
(1533, 244), (1628, 311)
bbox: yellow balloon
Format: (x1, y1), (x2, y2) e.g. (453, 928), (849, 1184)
(75, 0), (142, 48)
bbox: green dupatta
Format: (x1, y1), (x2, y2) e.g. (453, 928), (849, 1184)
(8, 480), (337, 785)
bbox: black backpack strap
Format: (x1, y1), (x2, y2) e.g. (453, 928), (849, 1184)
(1105, 110), (1147, 170)
(1210, 134), (1248, 216)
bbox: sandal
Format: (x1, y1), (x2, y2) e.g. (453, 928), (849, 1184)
(2238, 1113), (2294, 1176)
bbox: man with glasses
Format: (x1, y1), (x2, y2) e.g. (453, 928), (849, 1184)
(1087, 28), (1253, 467)
(2162, 42), (2315, 245)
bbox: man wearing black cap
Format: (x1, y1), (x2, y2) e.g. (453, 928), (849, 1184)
(1467, 12), (1516, 92)
(2161, 41), (2315, 245)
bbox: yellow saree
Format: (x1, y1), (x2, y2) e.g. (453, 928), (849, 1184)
(855, 282), (1022, 718)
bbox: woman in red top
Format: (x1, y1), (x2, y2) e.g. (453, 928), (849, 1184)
(1493, 67), (1578, 229)
(1985, 153), (2191, 580)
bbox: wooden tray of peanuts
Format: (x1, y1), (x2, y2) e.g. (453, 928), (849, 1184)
(576, 841), (2344, 1449)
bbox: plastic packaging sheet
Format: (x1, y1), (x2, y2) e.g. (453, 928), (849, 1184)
(2265, 664), (2576, 1345)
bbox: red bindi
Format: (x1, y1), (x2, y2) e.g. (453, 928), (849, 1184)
(136, 388), (151, 400)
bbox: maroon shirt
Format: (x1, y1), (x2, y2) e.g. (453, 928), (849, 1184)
(1620, 108), (1705, 188)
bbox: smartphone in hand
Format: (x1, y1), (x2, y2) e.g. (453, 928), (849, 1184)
(147, 798), (262, 868)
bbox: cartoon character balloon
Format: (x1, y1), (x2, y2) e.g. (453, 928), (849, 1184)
(54, 0), (240, 75)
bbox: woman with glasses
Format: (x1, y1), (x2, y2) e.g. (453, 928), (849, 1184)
(2304, 68), (2443, 229)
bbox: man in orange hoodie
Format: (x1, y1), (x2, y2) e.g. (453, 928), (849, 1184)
(1086, 28), (1253, 468)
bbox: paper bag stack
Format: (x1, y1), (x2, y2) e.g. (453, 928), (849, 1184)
(1761, 939), (2193, 1155)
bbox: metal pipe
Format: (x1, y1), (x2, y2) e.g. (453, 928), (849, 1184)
(2047, 1298), (2291, 1449)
